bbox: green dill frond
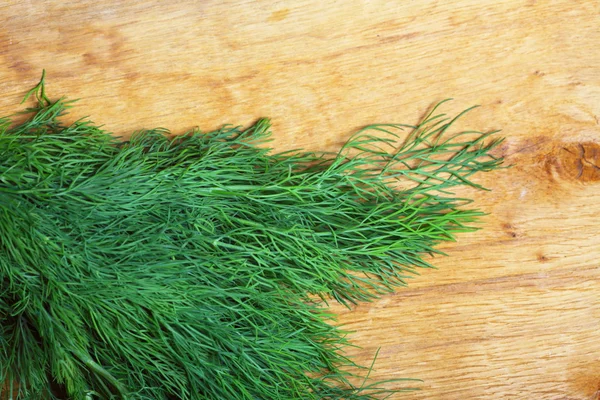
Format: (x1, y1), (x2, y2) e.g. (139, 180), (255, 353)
(0, 74), (502, 399)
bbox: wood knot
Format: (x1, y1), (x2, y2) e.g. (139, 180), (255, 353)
(536, 253), (549, 263)
(547, 142), (600, 183)
(502, 222), (520, 239)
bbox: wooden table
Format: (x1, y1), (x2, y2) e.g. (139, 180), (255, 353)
(1, 1), (598, 398)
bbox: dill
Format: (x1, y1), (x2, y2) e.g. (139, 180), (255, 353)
(0, 72), (503, 399)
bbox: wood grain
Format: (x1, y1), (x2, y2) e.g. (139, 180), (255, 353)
(0, 1), (599, 398)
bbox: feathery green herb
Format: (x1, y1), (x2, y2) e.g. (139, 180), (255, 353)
(0, 73), (503, 399)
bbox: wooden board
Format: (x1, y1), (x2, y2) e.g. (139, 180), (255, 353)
(1, 1), (599, 398)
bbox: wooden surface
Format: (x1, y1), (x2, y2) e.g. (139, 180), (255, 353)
(1, 1), (599, 398)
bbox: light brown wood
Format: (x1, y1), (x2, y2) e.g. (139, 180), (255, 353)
(1, 1), (599, 398)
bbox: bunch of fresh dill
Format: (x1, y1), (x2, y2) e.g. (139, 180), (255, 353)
(0, 73), (503, 400)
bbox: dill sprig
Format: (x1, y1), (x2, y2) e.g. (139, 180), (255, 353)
(0, 73), (503, 399)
